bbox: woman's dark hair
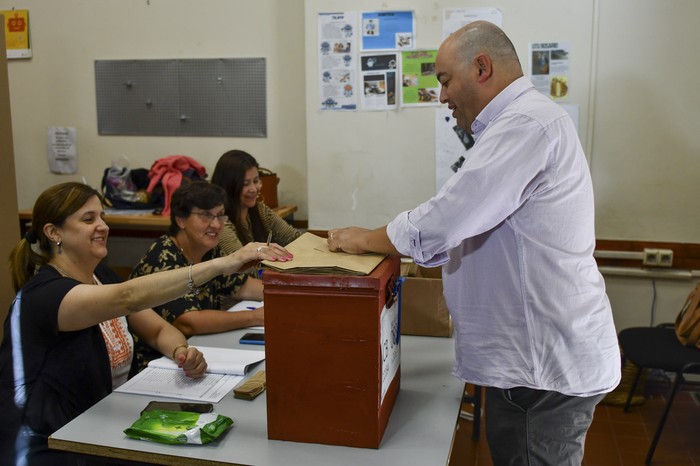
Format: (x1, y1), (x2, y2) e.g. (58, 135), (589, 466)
(168, 181), (227, 235)
(211, 150), (268, 242)
(8, 182), (102, 292)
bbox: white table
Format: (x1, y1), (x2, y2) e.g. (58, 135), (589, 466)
(49, 330), (462, 466)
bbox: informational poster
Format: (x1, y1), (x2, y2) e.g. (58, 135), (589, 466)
(400, 50), (439, 107)
(1, 9), (31, 59)
(380, 296), (400, 404)
(318, 12), (358, 111)
(361, 11), (415, 51)
(442, 7), (502, 39)
(529, 41), (571, 101)
(359, 52), (398, 111)
(48, 127), (78, 174)
(435, 108), (475, 191)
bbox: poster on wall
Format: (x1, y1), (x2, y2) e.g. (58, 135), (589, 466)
(318, 12), (358, 111)
(359, 52), (398, 111)
(400, 50), (439, 107)
(361, 11), (415, 51)
(442, 7), (502, 39)
(48, 127), (78, 174)
(1, 9), (31, 59)
(529, 41), (571, 102)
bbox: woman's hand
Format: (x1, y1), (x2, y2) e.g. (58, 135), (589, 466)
(239, 241), (293, 263)
(175, 346), (208, 378)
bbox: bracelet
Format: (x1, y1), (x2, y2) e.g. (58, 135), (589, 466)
(187, 264), (196, 293)
(172, 343), (189, 360)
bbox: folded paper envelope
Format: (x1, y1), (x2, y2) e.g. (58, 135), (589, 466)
(260, 232), (386, 276)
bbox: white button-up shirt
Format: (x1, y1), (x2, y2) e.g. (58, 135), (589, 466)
(388, 77), (620, 396)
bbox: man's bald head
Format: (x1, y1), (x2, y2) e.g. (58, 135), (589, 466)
(447, 21), (523, 78)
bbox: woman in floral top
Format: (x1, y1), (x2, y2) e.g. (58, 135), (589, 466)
(130, 181), (290, 371)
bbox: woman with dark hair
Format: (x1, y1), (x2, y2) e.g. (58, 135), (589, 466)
(211, 150), (301, 255)
(130, 181), (289, 371)
(0, 182), (288, 466)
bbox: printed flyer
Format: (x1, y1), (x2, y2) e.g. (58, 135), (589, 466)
(318, 12), (358, 111)
(359, 52), (398, 111)
(361, 11), (414, 51)
(1, 9), (31, 58)
(529, 41), (571, 101)
(400, 50), (439, 107)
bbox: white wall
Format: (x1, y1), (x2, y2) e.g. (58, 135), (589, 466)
(1, 0), (308, 218)
(591, 0), (700, 242)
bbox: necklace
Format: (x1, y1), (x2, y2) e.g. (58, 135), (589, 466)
(49, 263), (97, 285)
(171, 236), (192, 265)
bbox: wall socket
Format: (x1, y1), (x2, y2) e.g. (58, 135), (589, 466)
(642, 248), (673, 267)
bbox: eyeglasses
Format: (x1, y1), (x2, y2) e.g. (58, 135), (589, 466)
(192, 211), (228, 224)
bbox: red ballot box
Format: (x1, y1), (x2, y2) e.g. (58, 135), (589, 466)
(262, 256), (401, 448)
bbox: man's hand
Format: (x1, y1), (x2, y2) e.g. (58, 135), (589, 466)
(327, 227), (371, 254)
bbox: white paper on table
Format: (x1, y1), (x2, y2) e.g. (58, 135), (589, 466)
(114, 367), (242, 403)
(227, 300), (264, 331)
(148, 346), (264, 375)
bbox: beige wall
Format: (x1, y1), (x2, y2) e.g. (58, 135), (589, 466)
(0, 0), (308, 220)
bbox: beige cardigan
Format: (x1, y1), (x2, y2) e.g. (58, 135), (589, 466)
(218, 201), (301, 255)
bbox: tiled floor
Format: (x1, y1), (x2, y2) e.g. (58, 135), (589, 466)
(449, 381), (700, 466)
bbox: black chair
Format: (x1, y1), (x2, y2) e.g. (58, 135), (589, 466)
(618, 324), (700, 464)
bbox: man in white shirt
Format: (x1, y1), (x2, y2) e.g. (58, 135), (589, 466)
(328, 21), (620, 465)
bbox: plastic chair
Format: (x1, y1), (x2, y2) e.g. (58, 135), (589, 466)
(618, 324), (700, 464)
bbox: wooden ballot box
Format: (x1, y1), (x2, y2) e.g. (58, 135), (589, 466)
(262, 256), (401, 449)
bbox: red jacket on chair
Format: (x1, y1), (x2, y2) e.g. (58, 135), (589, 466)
(147, 155), (207, 215)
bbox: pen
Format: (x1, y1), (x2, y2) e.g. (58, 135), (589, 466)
(266, 231), (272, 247)
(246, 306), (256, 310)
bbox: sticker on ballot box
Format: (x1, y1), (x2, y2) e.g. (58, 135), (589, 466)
(380, 297), (400, 404)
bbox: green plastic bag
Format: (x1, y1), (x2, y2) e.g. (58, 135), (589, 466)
(124, 409), (233, 445)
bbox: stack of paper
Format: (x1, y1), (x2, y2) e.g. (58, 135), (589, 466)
(260, 232), (386, 275)
(115, 347), (265, 403)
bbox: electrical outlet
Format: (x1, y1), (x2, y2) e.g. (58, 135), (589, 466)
(642, 248), (660, 266)
(642, 248), (674, 267)
(658, 249), (673, 267)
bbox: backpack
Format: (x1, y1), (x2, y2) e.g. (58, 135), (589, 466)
(675, 282), (700, 349)
(101, 165), (160, 210)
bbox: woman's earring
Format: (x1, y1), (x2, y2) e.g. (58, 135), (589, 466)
(57, 241), (62, 254)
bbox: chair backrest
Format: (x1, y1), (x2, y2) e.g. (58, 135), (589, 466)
(675, 282), (700, 349)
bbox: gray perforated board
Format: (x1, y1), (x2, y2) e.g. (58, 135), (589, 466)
(95, 58), (266, 137)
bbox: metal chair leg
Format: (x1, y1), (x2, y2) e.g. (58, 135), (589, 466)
(645, 372), (684, 465)
(624, 367), (644, 413)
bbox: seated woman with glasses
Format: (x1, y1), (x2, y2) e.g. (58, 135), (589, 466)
(211, 150), (301, 256)
(130, 181), (288, 371)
